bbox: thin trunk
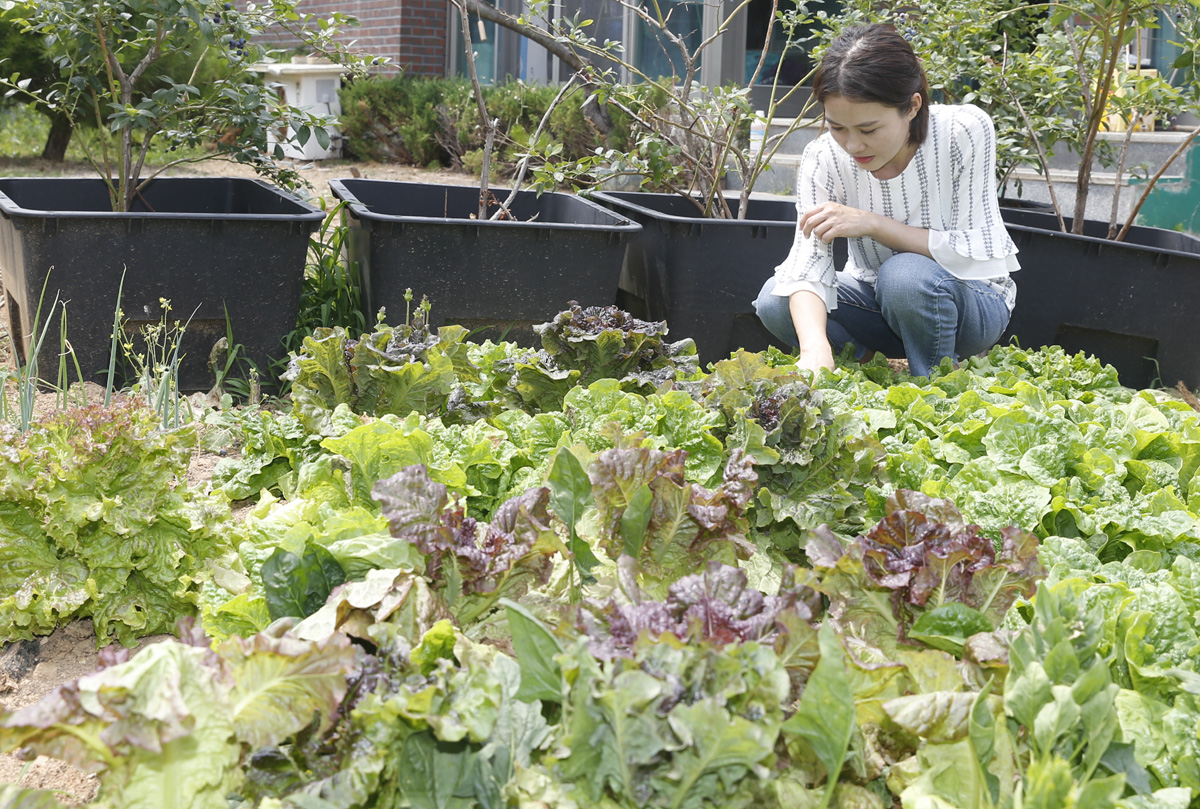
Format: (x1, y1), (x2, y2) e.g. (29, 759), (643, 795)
(1071, 6), (1131, 233)
(1115, 123), (1200, 241)
(452, 0), (495, 219)
(459, 0), (614, 137)
(39, 111), (73, 162)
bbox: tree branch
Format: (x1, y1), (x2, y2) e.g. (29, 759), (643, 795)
(458, 0), (614, 136)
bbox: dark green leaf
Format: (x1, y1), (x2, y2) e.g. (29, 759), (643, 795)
(1099, 742), (1152, 795)
(781, 623), (854, 808)
(502, 599), (563, 704)
(620, 483), (654, 557)
(909, 603), (994, 656)
(262, 544), (346, 621)
(547, 449), (599, 577)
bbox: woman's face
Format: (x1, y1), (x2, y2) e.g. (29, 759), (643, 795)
(822, 93), (921, 179)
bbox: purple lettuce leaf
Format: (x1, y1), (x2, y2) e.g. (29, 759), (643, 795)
(578, 561), (815, 660)
(810, 490), (1044, 653)
(372, 467), (559, 622)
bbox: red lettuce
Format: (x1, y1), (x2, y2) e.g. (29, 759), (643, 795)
(808, 490), (1044, 655)
(372, 466), (560, 623)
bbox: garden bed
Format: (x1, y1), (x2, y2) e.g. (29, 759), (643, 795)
(6, 159), (1200, 809)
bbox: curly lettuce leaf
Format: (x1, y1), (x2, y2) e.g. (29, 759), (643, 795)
(372, 467), (560, 624)
(0, 401), (236, 646)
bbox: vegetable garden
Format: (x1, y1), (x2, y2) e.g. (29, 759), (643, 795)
(2, 300), (1200, 809)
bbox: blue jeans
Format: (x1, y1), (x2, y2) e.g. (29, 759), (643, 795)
(753, 253), (1011, 377)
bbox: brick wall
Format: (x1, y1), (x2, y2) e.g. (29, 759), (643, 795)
(399, 0), (449, 76)
(260, 1), (449, 77)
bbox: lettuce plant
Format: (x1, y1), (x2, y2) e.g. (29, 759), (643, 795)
(497, 303), (700, 413)
(578, 561), (819, 660)
(547, 629), (791, 808)
(0, 621), (357, 809)
(372, 465), (562, 624)
(563, 441), (758, 598)
(702, 351), (885, 554)
(808, 489), (1044, 656)
(284, 310), (498, 436)
(0, 400), (235, 646)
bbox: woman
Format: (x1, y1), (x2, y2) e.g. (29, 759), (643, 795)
(754, 23), (1019, 377)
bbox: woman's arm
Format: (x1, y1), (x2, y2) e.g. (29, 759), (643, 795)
(789, 289), (835, 373)
(799, 202), (931, 257)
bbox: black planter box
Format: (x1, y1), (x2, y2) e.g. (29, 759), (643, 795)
(329, 179), (641, 344)
(0, 176), (323, 391)
(590, 190), (832, 364)
(1002, 207), (1200, 390)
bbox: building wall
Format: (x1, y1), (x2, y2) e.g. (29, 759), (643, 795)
(399, 0), (449, 76)
(259, 1), (449, 76)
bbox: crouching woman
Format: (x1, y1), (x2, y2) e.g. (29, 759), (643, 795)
(754, 23), (1019, 377)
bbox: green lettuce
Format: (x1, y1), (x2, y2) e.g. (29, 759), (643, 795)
(0, 400), (236, 646)
(0, 621), (356, 809)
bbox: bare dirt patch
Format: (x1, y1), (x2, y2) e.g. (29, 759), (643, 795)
(0, 623), (174, 805)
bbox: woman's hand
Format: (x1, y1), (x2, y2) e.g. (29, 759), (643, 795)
(800, 202), (934, 257)
(799, 202), (878, 243)
(796, 342), (835, 375)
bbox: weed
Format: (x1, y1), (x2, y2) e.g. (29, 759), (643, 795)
(277, 200), (367, 394)
(0, 273), (81, 432)
(118, 298), (198, 431)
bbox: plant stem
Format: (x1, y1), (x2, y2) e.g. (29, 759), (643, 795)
(1116, 122), (1200, 241)
(1070, 2), (1132, 233)
(1000, 37), (1066, 231)
(493, 76), (578, 219)
(453, 0), (497, 220)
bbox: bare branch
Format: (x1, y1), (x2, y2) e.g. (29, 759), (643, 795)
(1116, 123), (1200, 242)
(999, 34), (1066, 231)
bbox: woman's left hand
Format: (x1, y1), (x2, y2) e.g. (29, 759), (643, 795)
(799, 202), (878, 243)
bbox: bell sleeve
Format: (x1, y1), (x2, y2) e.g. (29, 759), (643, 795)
(770, 137), (843, 311)
(927, 104), (1020, 278)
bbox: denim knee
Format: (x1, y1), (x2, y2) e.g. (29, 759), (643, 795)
(874, 253), (943, 309)
(753, 276), (799, 347)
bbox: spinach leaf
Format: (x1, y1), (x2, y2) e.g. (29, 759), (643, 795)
(262, 544), (346, 621)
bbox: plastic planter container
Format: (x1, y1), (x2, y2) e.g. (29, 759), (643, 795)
(590, 190), (813, 364)
(1002, 207), (1200, 389)
(329, 179), (641, 344)
(0, 176), (323, 391)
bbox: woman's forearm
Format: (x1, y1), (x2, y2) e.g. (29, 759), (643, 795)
(868, 213), (933, 257)
(800, 203), (933, 258)
(788, 290), (835, 370)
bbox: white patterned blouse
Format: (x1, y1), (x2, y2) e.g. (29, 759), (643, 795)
(770, 103), (1020, 312)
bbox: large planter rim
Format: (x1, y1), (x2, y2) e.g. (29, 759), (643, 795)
(589, 189), (797, 229)
(329, 178), (641, 234)
(1001, 207), (1200, 261)
(0, 176), (325, 223)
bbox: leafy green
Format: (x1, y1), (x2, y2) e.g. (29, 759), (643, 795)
(261, 543), (347, 621)
(285, 308), (490, 435)
(702, 351), (884, 553)
(0, 400), (235, 646)
(781, 623), (856, 808)
(553, 631), (788, 808)
(809, 490), (1044, 654)
(0, 622), (356, 809)
(372, 466), (561, 623)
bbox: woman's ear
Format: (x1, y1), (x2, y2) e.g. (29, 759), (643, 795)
(908, 92), (923, 119)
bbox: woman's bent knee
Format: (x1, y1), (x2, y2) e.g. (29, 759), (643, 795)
(754, 276), (799, 346)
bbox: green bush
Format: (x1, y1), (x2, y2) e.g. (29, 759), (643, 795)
(339, 75), (633, 177)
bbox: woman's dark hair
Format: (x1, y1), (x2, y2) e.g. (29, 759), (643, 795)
(812, 24), (931, 145)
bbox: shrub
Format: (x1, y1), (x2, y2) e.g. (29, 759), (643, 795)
(339, 75), (633, 177)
